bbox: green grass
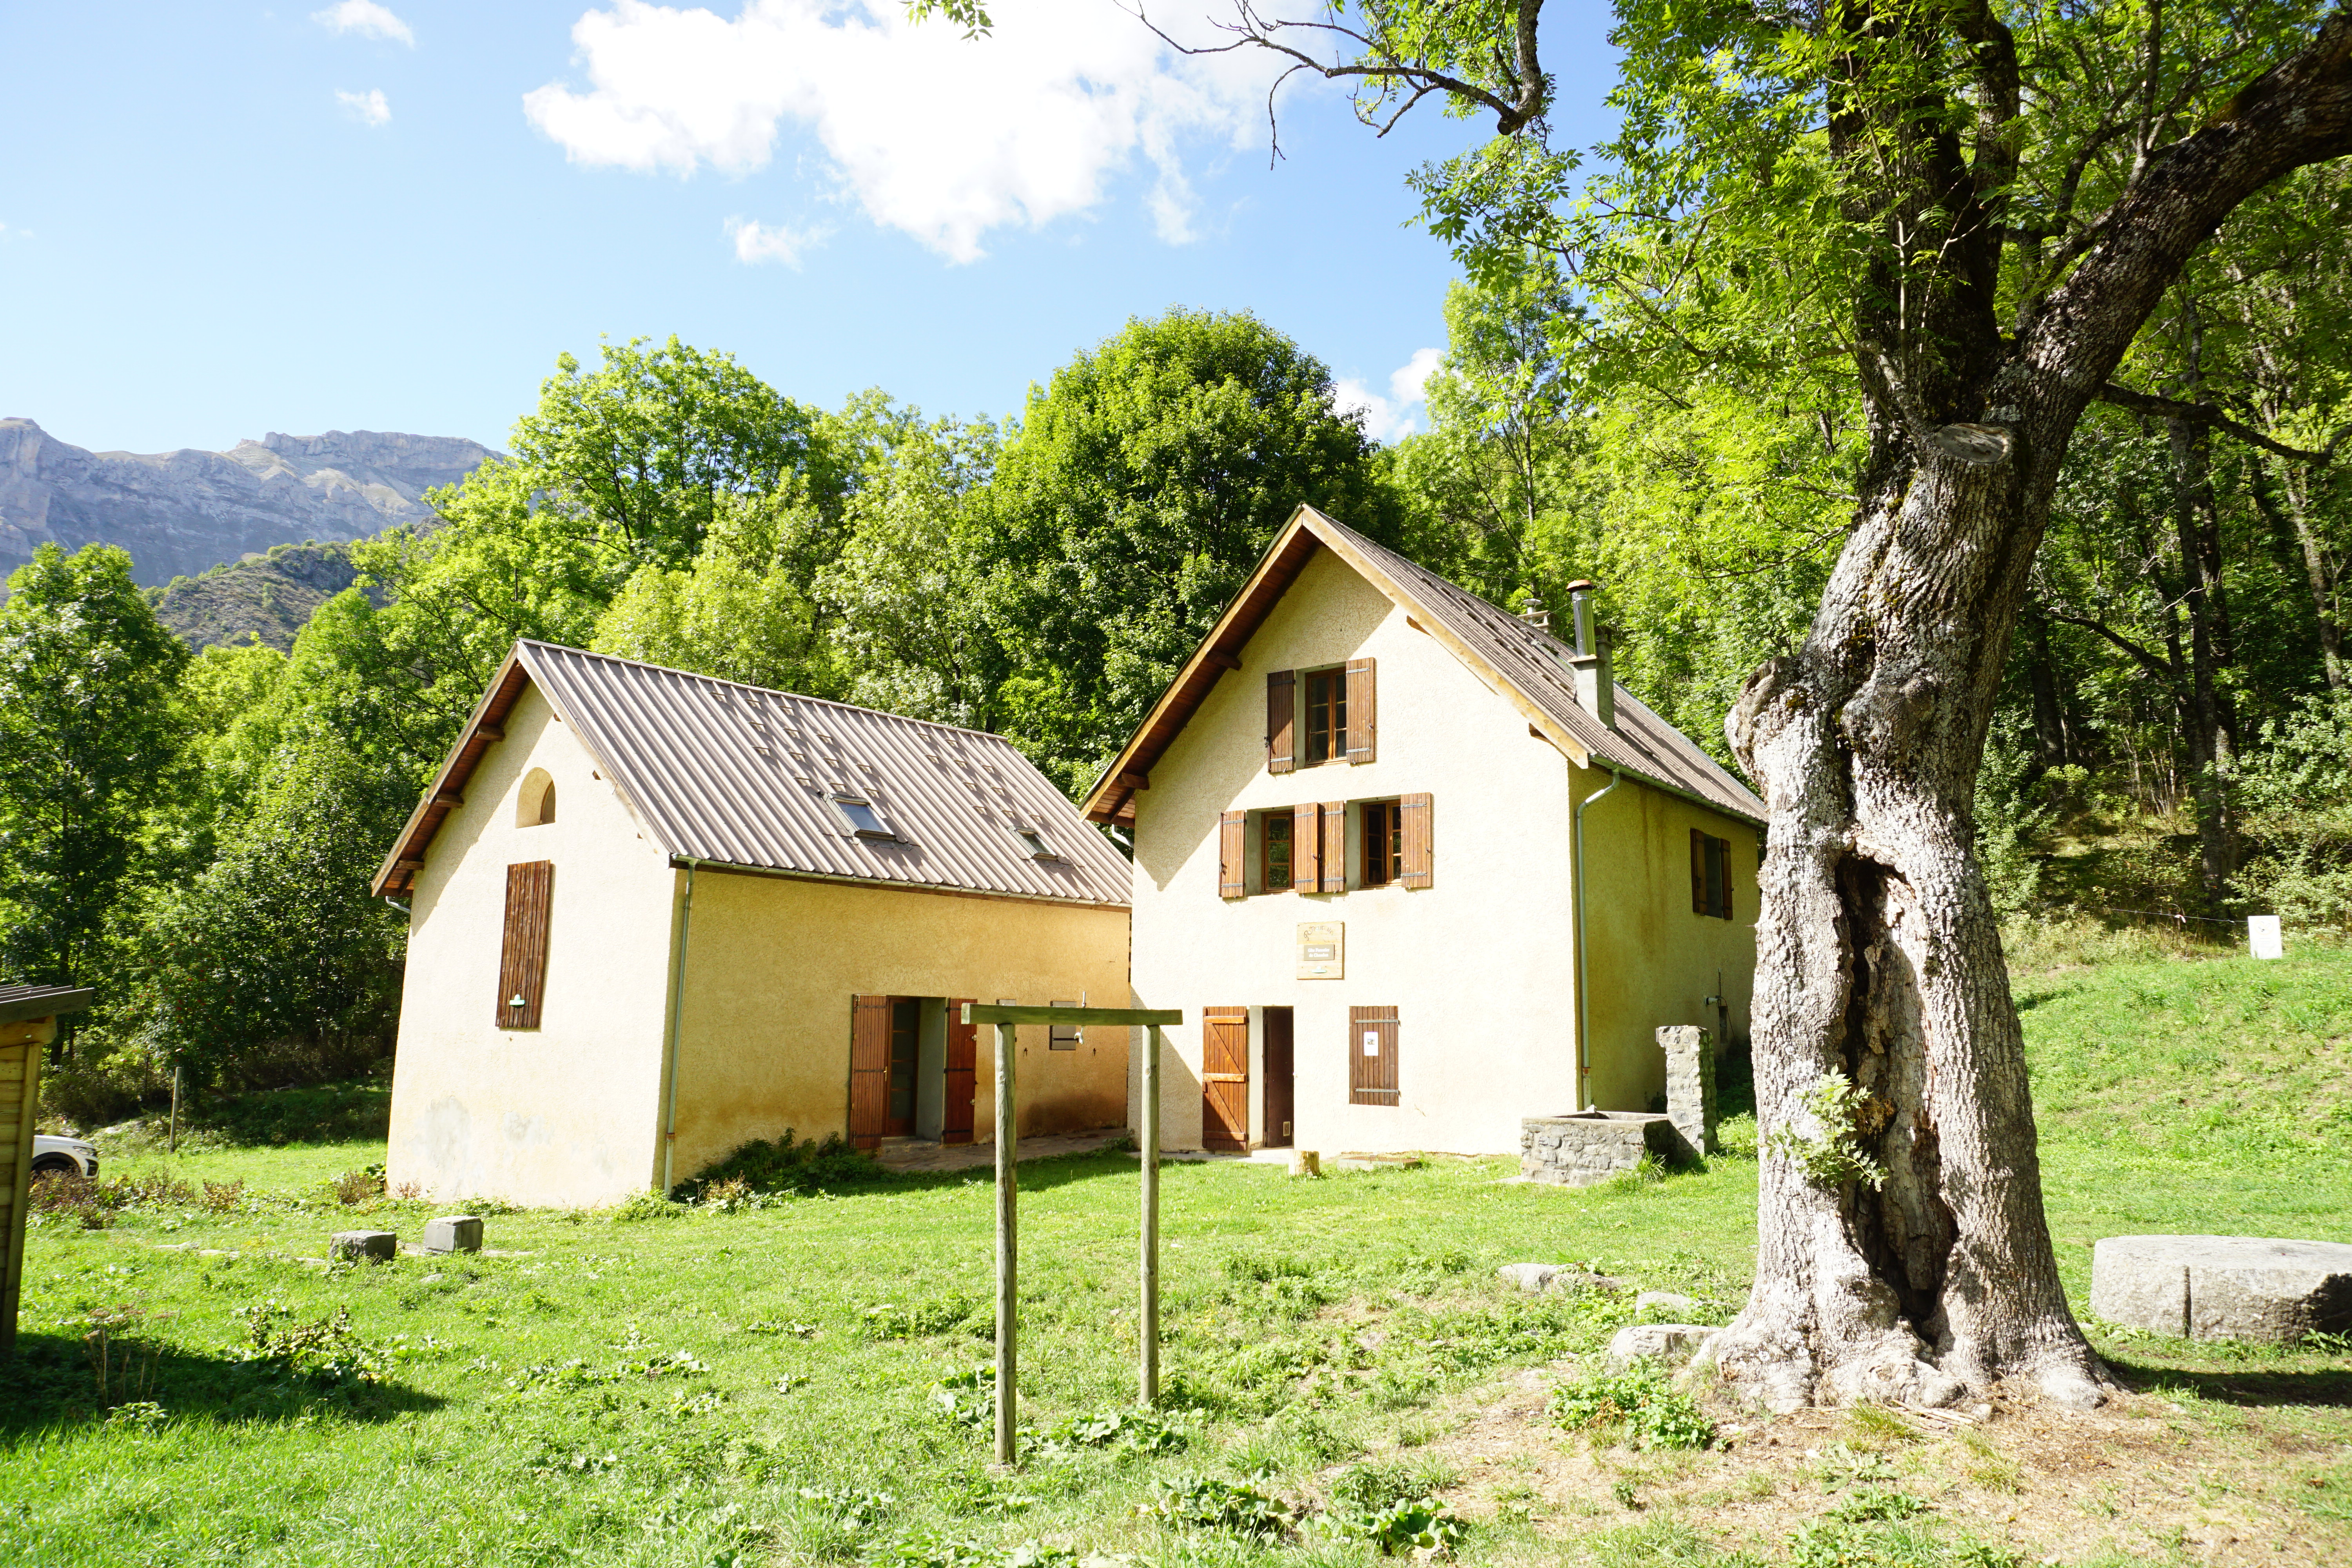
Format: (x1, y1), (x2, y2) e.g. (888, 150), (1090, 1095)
(5, 944), (2350, 1567)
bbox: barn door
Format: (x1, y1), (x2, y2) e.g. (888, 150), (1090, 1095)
(849, 995), (892, 1151)
(1201, 1007), (1249, 1152)
(943, 998), (977, 1145)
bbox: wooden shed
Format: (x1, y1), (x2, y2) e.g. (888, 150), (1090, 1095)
(3, 983), (94, 1357)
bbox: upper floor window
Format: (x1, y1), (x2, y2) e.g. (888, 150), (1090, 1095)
(831, 793), (896, 840)
(1691, 830), (1733, 919)
(1303, 667), (1348, 765)
(1262, 809), (1293, 891)
(1361, 800), (1403, 887)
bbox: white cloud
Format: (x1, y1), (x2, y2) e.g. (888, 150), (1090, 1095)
(337, 88), (392, 126)
(523, 0), (1265, 263)
(725, 215), (826, 267)
(314, 2), (416, 45)
(1335, 347), (1446, 443)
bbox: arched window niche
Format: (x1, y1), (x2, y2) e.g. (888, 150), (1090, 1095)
(517, 768), (557, 827)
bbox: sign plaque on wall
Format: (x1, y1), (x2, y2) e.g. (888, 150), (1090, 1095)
(1297, 921), (1344, 980)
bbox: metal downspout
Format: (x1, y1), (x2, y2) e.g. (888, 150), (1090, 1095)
(659, 860), (701, 1194)
(1572, 768), (1624, 1110)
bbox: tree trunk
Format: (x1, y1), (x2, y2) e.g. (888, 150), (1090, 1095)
(2167, 414), (2238, 903)
(2022, 604), (2072, 771)
(2273, 458), (2347, 691)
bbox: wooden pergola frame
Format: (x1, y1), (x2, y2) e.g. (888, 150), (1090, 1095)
(962, 1002), (1183, 1466)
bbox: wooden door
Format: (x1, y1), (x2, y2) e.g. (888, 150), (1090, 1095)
(886, 998), (920, 1136)
(1201, 1007), (1249, 1152)
(1261, 1007), (1294, 1148)
(943, 998), (977, 1145)
(849, 995), (892, 1150)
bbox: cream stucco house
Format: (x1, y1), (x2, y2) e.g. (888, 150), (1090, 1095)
(1086, 506), (1764, 1156)
(373, 642), (1133, 1208)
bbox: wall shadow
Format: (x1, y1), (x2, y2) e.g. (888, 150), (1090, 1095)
(2107, 1356), (2352, 1408)
(0, 1332), (443, 1441)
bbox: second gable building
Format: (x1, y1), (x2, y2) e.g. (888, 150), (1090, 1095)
(1085, 506), (1764, 1156)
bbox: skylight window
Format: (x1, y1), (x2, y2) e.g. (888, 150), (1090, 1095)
(1015, 827), (1057, 860)
(829, 793), (895, 840)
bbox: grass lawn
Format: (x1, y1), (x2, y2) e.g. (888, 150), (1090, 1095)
(5, 946), (2349, 1568)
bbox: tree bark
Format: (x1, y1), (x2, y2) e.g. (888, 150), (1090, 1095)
(2167, 410), (2238, 902)
(1698, 11), (2352, 1412)
(2272, 458), (2347, 690)
(2022, 604), (2073, 771)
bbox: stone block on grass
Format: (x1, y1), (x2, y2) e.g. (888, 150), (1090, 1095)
(2091, 1235), (2352, 1343)
(331, 1230), (396, 1263)
(424, 1215), (484, 1254)
(1604, 1323), (1717, 1372)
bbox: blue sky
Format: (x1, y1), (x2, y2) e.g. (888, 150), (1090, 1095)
(0, 1), (1622, 456)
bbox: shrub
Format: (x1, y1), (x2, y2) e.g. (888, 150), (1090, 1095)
(1550, 1363), (1715, 1450)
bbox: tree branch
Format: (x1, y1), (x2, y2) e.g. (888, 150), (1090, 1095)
(2094, 382), (2351, 464)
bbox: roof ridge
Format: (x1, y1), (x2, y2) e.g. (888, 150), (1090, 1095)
(515, 640), (1017, 748)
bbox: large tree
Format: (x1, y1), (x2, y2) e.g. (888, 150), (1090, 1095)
(1089, 0), (2352, 1408)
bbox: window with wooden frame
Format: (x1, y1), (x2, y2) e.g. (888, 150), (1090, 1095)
(1348, 1005), (1399, 1105)
(1691, 830), (1733, 919)
(495, 861), (554, 1029)
(1302, 666), (1348, 765)
(1260, 809), (1293, 893)
(1360, 800), (1403, 887)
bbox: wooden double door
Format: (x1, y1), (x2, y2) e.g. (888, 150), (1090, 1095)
(1201, 1006), (1294, 1152)
(849, 995), (978, 1151)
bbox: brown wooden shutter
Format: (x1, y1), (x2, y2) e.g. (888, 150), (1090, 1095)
(495, 860), (554, 1029)
(1293, 802), (1321, 893)
(1716, 836), (1734, 920)
(1201, 1007), (1250, 1152)
(1348, 1005), (1399, 1105)
(1267, 670), (1296, 774)
(1321, 802), (1347, 893)
(849, 995), (892, 1151)
(1218, 811), (1247, 898)
(1345, 657), (1376, 763)
(1691, 829), (1708, 915)
(943, 998), (977, 1145)
(1399, 792), (1433, 888)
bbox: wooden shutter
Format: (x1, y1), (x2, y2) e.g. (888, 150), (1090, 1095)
(1691, 829), (1708, 915)
(1320, 802), (1347, 894)
(943, 998), (977, 1145)
(1348, 1005), (1399, 1105)
(1345, 657), (1377, 763)
(1293, 802), (1321, 893)
(495, 861), (554, 1029)
(1201, 1007), (1250, 1152)
(848, 995), (892, 1151)
(1267, 670), (1296, 774)
(1218, 811), (1247, 899)
(1399, 792), (1433, 888)
(1714, 836), (1733, 919)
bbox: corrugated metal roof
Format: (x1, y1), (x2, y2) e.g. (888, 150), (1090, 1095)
(377, 642), (1131, 908)
(0, 984), (95, 1025)
(1080, 505), (1766, 828)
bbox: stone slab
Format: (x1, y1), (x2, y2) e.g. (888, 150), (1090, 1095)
(1604, 1323), (1718, 1372)
(330, 1230), (396, 1263)
(423, 1215), (483, 1254)
(2091, 1234), (2352, 1343)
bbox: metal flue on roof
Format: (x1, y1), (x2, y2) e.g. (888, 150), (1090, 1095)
(383, 642), (1131, 908)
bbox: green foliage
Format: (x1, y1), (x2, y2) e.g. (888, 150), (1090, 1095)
(1314, 1456), (1468, 1554)
(1550, 1363), (1715, 1450)
(1767, 1071), (1891, 1191)
(0, 543), (189, 989)
(2231, 693), (2352, 926)
(1143, 1472), (1290, 1537)
(677, 1129), (884, 1200)
(985, 307), (1403, 794)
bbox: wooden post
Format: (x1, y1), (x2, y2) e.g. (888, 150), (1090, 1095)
(1140, 1023), (1162, 1405)
(169, 1063), (181, 1155)
(993, 1018), (1018, 1466)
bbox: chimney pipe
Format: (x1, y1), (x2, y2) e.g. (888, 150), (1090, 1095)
(1562, 581), (1615, 728)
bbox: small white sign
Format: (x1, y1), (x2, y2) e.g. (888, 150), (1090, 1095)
(1362, 1031), (1380, 1056)
(2249, 915), (2283, 960)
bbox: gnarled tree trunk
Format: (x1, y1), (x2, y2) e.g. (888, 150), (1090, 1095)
(1698, 10), (2352, 1413)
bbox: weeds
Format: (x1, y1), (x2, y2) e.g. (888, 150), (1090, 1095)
(233, 1300), (388, 1386)
(330, 1165), (385, 1205)
(676, 1130), (884, 1201)
(1143, 1473), (1290, 1538)
(83, 1305), (171, 1406)
(1551, 1363), (1715, 1451)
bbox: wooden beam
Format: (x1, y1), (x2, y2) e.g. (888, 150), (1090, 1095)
(432, 789), (463, 806)
(1140, 1023), (1162, 1405)
(1116, 772), (1149, 791)
(993, 1018), (1019, 1467)
(963, 1004), (1183, 1028)
(1203, 650), (1241, 671)
(475, 725), (505, 742)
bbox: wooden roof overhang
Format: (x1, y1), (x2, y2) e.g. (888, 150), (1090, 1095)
(1080, 506), (1595, 824)
(370, 650), (534, 898)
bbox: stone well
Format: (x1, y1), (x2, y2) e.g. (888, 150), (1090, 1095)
(1519, 1111), (1693, 1187)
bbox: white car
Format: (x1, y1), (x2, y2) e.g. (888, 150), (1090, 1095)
(31, 1134), (98, 1178)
